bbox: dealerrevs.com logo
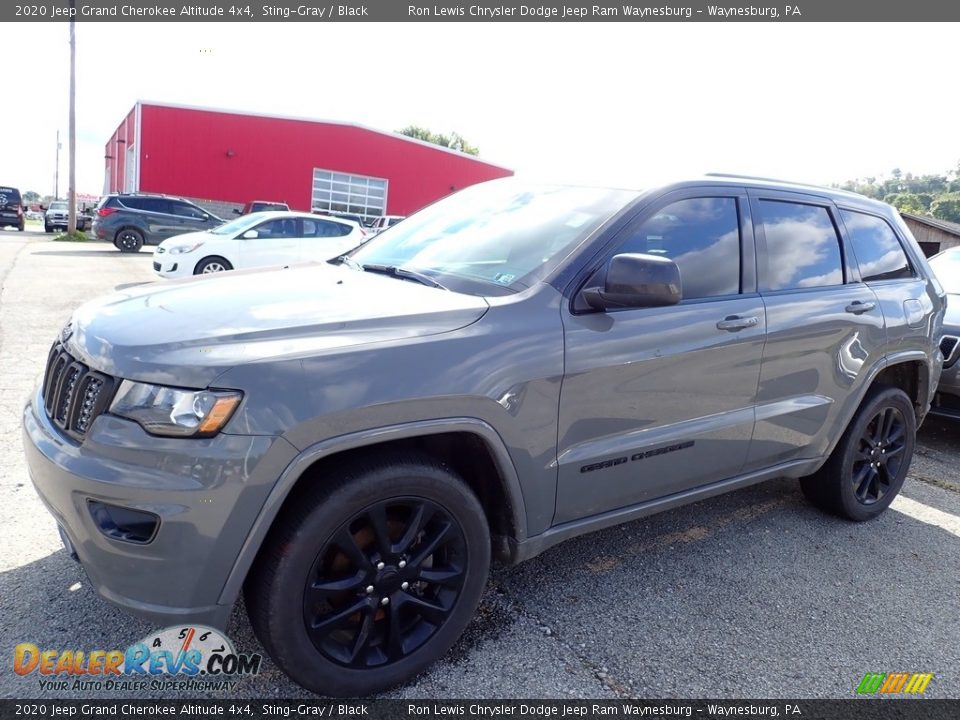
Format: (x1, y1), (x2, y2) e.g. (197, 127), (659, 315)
(13, 625), (262, 692)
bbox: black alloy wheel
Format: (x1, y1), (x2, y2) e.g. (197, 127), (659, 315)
(851, 405), (907, 505)
(800, 385), (915, 521)
(303, 497), (467, 668)
(245, 454), (490, 696)
(115, 228), (144, 252)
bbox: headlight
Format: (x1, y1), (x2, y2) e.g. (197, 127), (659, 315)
(109, 381), (242, 437)
(168, 242), (204, 255)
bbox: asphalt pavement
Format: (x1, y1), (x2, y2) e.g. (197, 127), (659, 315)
(1, 229), (958, 699)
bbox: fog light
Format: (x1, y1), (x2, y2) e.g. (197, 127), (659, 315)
(87, 500), (159, 544)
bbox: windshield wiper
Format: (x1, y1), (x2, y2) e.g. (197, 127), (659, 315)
(361, 264), (447, 290)
(335, 254), (363, 271)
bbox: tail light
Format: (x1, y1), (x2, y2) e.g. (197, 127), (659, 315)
(97, 207), (118, 217)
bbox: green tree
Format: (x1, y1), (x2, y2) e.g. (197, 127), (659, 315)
(930, 193), (960, 223)
(883, 193), (927, 215)
(23, 191), (40, 203)
(398, 126), (480, 155)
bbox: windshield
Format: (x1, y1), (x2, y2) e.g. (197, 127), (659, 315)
(49, 202), (68, 211)
(209, 212), (276, 236)
(931, 250), (960, 295)
(349, 180), (637, 293)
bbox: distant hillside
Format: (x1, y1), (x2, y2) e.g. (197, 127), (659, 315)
(835, 164), (960, 223)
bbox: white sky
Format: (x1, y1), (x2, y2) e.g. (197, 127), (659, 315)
(3, 22), (958, 197)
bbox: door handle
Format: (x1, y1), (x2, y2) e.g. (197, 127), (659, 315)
(716, 315), (759, 331)
(845, 301), (876, 315)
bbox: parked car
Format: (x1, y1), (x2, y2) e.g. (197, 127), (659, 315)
(44, 200), (90, 233)
(0, 185), (25, 231)
(368, 214), (405, 235)
(929, 247), (960, 416)
(233, 200), (290, 216)
(152, 211), (366, 278)
(92, 193), (223, 252)
(22, 176), (944, 696)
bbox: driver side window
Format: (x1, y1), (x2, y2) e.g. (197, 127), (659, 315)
(612, 197), (742, 300)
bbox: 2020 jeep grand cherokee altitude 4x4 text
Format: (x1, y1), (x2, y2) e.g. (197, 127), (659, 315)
(22, 177), (945, 696)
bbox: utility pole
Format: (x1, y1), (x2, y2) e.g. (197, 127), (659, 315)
(67, 0), (77, 234)
(55, 130), (60, 199)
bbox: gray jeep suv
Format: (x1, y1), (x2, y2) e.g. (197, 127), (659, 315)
(22, 177), (945, 696)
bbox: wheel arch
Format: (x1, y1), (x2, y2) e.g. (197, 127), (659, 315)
(218, 418), (527, 607)
(870, 353), (931, 423)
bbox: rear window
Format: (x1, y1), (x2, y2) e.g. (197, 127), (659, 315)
(840, 209), (913, 282)
(0, 187), (22, 207)
(252, 202), (288, 212)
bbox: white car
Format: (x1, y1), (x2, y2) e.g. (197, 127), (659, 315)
(152, 211), (366, 278)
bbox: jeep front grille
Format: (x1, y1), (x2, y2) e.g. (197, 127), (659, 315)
(42, 343), (117, 440)
(941, 336), (959, 369)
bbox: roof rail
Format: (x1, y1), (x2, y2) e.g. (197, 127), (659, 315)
(704, 172), (829, 187)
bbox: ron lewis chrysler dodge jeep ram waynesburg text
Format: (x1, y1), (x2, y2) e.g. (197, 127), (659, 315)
(23, 177), (944, 696)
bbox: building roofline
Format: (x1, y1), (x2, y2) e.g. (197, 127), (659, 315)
(901, 212), (960, 237)
(134, 99), (511, 171)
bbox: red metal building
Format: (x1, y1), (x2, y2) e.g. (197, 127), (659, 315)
(104, 101), (513, 220)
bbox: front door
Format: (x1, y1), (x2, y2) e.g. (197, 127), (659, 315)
(555, 189), (765, 524)
(240, 217), (301, 268)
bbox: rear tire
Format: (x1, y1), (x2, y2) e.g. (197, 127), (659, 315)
(115, 228), (144, 252)
(194, 256), (233, 274)
(800, 386), (915, 521)
(245, 453), (490, 697)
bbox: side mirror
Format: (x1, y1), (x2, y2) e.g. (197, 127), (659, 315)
(582, 253), (682, 311)
(241, 229), (259, 239)
(232, 208), (241, 215)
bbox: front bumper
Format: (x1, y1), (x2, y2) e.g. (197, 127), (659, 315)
(22, 387), (298, 628)
(152, 255), (190, 278)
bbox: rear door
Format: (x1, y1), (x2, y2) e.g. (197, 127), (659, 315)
(299, 217), (361, 262)
(239, 217), (301, 267)
(743, 190), (886, 471)
(838, 207), (934, 353)
(555, 188), (766, 523)
(121, 197), (177, 240)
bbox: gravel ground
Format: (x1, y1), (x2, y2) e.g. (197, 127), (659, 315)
(1, 231), (958, 699)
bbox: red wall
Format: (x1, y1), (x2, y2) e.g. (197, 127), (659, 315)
(135, 104), (512, 214)
(104, 106), (138, 194)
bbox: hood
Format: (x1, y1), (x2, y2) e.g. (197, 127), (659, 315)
(67, 263), (489, 388)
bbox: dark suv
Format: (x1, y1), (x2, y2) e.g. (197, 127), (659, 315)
(23, 177), (944, 696)
(0, 185), (25, 231)
(92, 193), (223, 252)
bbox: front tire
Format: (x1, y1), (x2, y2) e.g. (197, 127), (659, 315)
(245, 454), (490, 696)
(800, 386), (915, 521)
(194, 256), (233, 274)
(44, 223), (52, 233)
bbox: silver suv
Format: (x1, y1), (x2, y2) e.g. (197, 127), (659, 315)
(22, 177), (944, 696)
